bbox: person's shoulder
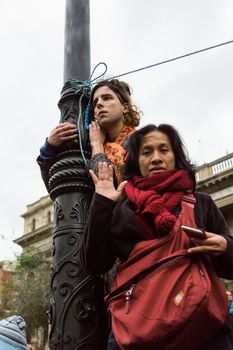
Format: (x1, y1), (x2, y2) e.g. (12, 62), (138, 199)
(194, 191), (215, 206)
(194, 191), (212, 200)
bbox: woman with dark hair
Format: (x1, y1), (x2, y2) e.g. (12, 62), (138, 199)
(37, 79), (141, 188)
(124, 124), (195, 181)
(81, 123), (233, 350)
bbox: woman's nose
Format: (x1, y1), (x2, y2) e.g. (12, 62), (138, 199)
(151, 151), (162, 163)
(96, 99), (103, 109)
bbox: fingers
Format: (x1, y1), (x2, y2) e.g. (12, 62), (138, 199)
(89, 120), (100, 130)
(108, 164), (114, 182)
(89, 162), (113, 183)
(187, 232), (227, 256)
(89, 162), (125, 201)
(89, 169), (98, 184)
(89, 121), (105, 137)
(89, 121), (106, 137)
(48, 123), (77, 146)
(56, 122), (77, 136)
(98, 162), (112, 181)
(117, 180), (128, 193)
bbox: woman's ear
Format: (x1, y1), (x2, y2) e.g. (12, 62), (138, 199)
(123, 103), (129, 113)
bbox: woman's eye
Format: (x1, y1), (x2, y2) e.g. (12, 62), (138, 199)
(142, 149), (151, 155)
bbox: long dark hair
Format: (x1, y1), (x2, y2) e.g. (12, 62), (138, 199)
(124, 124), (196, 182)
(90, 79), (141, 127)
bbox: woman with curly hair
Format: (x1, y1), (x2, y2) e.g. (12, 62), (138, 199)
(88, 79), (141, 183)
(37, 79), (141, 187)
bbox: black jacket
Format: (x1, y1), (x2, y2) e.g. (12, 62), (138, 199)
(80, 192), (233, 280)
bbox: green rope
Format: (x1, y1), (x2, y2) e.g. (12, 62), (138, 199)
(62, 63), (108, 165)
(78, 93), (87, 164)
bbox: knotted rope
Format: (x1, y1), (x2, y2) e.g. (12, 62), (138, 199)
(62, 62), (107, 164)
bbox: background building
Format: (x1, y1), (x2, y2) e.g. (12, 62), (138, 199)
(196, 152), (233, 232)
(14, 195), (53, 258)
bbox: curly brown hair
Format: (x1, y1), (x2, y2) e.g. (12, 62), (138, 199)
(90, 79), (141, 127)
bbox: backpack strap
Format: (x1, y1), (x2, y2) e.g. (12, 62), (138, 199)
(181, 194), (196, 204)
(180, 193), (197, 227)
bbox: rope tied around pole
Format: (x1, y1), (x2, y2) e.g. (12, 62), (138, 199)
(62, 62), (108, 164)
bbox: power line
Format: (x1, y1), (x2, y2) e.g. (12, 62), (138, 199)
(110, 39), (233, 80)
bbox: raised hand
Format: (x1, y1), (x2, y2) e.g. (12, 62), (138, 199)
(48, 122), (77, 146)
(89, 121), (106, 155)
(89, 162), (127, 201)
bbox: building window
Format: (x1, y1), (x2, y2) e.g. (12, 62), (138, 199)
(47, 211), (51, 223)
(32, 218), (36, 231)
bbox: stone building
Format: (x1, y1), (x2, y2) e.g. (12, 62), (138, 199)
(196, 152), (233, 232)
(14, 195), (53, 258)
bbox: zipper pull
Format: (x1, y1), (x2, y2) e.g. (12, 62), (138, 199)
(125, 284), (135, 314)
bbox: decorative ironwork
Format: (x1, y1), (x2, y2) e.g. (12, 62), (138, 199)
(47, 2), (108, 348)
(54, 201), (64, 226)
(70, 197), (90, 224)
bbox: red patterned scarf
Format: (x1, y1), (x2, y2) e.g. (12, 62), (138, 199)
(104, 125), (135, 183)
(124, 170), (194, 239)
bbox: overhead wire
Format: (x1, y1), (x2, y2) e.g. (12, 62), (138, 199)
(95, 39), (233, 81)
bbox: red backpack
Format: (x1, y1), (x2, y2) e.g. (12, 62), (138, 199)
(106, 195), (229, 350)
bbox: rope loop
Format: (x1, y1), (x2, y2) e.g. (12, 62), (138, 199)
(90, 62), (108, 83)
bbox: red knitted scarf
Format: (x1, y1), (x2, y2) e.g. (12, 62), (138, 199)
(124, 170), (194, 239)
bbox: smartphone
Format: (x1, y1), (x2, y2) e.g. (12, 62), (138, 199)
(181, 225), (207, 239)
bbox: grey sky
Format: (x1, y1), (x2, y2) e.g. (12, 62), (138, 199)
(0, 0), (233, 259)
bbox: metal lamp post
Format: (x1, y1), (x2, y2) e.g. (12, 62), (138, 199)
(47, 1), (108, 348)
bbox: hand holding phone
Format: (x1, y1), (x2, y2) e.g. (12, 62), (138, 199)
(181, 225), (207, 239)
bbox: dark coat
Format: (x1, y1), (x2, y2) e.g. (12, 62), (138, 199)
(80, 192), (233, 279)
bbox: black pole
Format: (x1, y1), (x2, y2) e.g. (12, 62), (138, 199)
(63, 0), (90, 81)
(47, 1), (108, 349)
